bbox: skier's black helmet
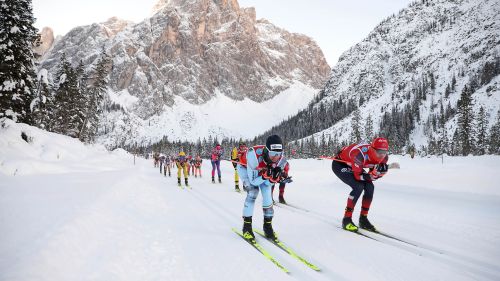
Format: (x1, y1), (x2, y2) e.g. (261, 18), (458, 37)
(266, 135), (283, 152)
(264, 135), (283, 163)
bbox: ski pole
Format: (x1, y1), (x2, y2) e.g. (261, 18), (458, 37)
(319, 156), (349, 164)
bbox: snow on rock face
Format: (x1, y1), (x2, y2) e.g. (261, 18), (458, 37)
(297, 0), (500, 146)
(98, 81), (317, 146)
(38, 0), (330, 146)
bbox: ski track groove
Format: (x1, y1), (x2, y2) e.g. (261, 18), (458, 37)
(187, 186), (344, 281)
(275, 202), (500, 281)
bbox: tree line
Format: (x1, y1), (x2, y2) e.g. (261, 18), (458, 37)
(0, 0), (110, 143)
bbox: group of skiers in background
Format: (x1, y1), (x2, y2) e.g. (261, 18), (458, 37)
(151, 134), (391, 241)
(153, 152), (203, 187)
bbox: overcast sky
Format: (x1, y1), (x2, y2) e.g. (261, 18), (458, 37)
(33, 0), (413, 66)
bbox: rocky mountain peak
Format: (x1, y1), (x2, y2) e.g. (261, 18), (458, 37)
(34, 27), (54, 58)
(39, 0), (330, 145)
(101, 17), (133, 37)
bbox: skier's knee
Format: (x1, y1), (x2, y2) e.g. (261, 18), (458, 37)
(363, 182), (374, 198)
(246, 189), (258, 201)
(348, 188), (363, 203)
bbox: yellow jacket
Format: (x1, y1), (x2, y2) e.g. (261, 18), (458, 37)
(231, 147), (238, 161)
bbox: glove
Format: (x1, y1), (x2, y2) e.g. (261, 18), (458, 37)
(271, 167), (282, 179)
(376, 163), (389, 174)
(361, 172), (377, 181)
(265, 167), (282, 183)
(280, 176), (293, 184)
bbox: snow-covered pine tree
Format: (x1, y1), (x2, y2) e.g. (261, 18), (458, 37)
(0, 0), (40, 124)
(350, 108), (362, 143)
(451, 75), (457, 92)
(444, 84), (451, 98)
(456, 85), (474, 156)
(320, 132), (326, 156)
(75, 60), (90, 141)
(52, 53), (85, 138)
(437, 101), (449, 155)
(474, 106), (488, 155)
(52, 53), (72, 134)
(488, 110), (500, 155)
(450, 129), (460, 156)
(32, 69), (54, 130)
(365, 114), (374, 141)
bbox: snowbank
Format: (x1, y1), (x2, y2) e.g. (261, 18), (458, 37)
(0, 118), (133, 176)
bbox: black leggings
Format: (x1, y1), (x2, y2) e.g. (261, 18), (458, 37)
(331, 161), (374, 205)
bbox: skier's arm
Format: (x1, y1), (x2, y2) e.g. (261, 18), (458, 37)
(371, 155), (389, 179)
(350, 150), (366, 181)
(246, 151), (269, 187)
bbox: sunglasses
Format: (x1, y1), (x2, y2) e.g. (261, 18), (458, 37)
(268, 150), (283, 157)
(375, 149), (388, 156)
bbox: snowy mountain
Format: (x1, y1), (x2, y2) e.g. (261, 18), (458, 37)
(261, 0), (500, 153)
(38, 0), (330, 146)
(2, 118), (500, 280)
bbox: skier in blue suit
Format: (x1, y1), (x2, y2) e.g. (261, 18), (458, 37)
(237, 135), (292, 240)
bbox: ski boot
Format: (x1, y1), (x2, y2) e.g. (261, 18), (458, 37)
(212, 176), (215, 184)
(278, 195), (287, 204)
(185, 178), (189, 187)
(263, 217), (277, 240)
(242, 216), (255, 241)
(342, 217), (358, 232)
(359, 215), (377, 232)
(218, 176), (222, 183)
(177, 178), (181, 187)
(235, 182), (240, 192)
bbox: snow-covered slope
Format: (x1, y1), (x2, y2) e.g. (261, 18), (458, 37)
(38, 0), (330, 146)
(100, 81), (316, 146)
(0, 119), (131, 176)
(1, 120), (500, 280)
(278, 0), (500, 149)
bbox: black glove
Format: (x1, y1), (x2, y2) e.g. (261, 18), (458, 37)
(271, 167), (282, 179)
(376, 163), (389, 174)
(263, 164), (273, 178)
(280, 176), (293, 184)
(361, 172), (376, 181)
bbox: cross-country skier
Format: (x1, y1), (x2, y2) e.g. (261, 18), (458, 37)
(190, 157), (196, 175)
(231, 142), (248, 191)
(153, 152), (159, 168)
(164, 154), (171, 177)
(332, 137), (390, 232)
(211, 144), (223, 183)
(194, 155), (202, 178)
(176, 151), (189, 187)
(159, 154), (165, 174)
(238, 135), (292, 240)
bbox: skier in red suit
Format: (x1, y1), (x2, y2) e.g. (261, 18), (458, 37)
(332, 137), (390, 232)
